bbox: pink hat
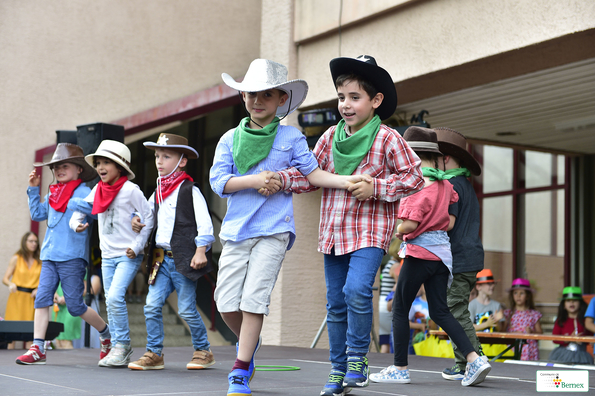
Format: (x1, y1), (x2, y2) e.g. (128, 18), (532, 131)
(507, 278), (535, 293)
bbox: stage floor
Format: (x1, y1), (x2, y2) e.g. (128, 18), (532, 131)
(1, 344), (593, 395)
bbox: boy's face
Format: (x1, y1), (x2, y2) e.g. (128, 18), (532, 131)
(336, 80), (383, 134)
(94, 156), (121, 185)
(476, 282), (495, 296)
(242, 89), (287, 127)
(52, 162), (82, 183)
(154, 148), (186, 176)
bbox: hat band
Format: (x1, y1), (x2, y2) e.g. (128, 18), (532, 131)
(101, 149), (131, 167)
(408, 141), (439, 150)
(563, 293), (582, 299)
(477, 276), (494, 283)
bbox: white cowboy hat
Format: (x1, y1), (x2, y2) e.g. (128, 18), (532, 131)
(221, 59), (309, 117)
(85, 140), (135, 180)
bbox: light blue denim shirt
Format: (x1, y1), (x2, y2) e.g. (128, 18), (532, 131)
(28, 184), (94, 264)
(209, 124), (319, 250)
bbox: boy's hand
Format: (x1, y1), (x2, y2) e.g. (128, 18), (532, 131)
(131, 216), (145, 233)
(190, 247), (208, 270)
(126, 248), (137, 259)
(395, 232), (404, 240)
(256, 171), (281, 196)
(348, 179), (374, 201)
(29, 169), (41, 187)
(75, 222), (89, 233)
(346, 174), (372, 188)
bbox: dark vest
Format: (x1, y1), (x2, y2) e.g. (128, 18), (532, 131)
(148, 180), (213, 282)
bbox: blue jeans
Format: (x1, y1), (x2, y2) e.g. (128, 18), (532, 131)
(324, 247), (384, 370)
(145, 256), (210, 355)
(102, 255), (143, 345)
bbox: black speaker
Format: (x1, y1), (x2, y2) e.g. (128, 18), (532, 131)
(76, 122), (125, 156)
(56, 130), (78, 144)
(0, 321), (64, 342)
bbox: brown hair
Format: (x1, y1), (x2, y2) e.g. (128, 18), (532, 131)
(335, 73), (378, 100)
(508, 288), (536, 311)
(417, 151), (441, 169)
(93, 156), (128, 177)
(16, 232), (40, 261)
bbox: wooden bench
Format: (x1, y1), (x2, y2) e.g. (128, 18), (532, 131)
(430, 330), (595, 361)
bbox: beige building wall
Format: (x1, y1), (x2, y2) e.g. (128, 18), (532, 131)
(0, 0), (261, 314)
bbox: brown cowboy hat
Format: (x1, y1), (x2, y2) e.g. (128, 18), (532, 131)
(33, 143), (96, 182)
(434, 127), (482, 176)
(143, 133), (198, 159)
(403, 126), (443, 155)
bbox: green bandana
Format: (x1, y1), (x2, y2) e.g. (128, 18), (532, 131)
(422, 167), (471, 181)
(332, 115), (381, 175)
(232, 117), (280, 175)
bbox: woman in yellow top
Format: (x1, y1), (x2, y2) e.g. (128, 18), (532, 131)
(2, 232), (42, 349)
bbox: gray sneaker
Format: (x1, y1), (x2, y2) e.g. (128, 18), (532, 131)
(98, 344), (133, 368)
(462, 356), (491, 386)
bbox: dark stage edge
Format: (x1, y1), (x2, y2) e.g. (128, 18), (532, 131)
(1, 345), (593, 395)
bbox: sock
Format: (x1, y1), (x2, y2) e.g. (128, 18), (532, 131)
(33, 338), (45, 354)
(99, 324), (111, 340)
(232, 358), (250, 372)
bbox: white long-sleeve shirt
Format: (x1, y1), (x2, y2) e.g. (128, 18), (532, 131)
(149, 183), (214, 251)
(69, 180), (154, 258)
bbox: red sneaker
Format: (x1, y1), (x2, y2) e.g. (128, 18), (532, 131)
(100, 338), (112, 360)
(16, 345), (46, 365)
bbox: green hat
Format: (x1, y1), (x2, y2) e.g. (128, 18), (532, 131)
(561, 286), (583, 300)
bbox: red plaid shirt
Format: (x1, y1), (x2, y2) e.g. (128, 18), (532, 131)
(278, 124), (423, 255)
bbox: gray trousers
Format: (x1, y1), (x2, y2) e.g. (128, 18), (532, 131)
(446, 271), (482, 368)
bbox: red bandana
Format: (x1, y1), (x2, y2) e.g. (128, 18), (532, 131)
(92, 176), (127, 215)
(49, 179), (82, 213)
(157, 171), (193, 203)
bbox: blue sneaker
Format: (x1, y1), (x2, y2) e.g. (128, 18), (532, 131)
(320, 369), (351, 396)
(342, 355), (369, 388)
(462, 356), (491, 387)
(442, 365), (465, 380)
(370, 365), (410, 384)
(236, 335), (262, 382)
(228, 368), (251, 396)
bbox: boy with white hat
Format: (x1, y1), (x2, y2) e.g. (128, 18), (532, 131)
(210, 59), (365, 396)
(69, 140), (154, 367)
(17, 143), (112, 365)
(127, 133), (216, 371)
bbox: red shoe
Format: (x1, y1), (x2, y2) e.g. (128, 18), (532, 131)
(16, 345), (46, 365)
(100, 338), (112, 360)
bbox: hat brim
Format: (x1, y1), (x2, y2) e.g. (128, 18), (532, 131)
(437, 141), (482, 176)
(506, 285), (535, 293)
(85, 153), (135, 180)
(329, 57), (397, 120)
(34, 157), (97, 182)
(143, 142), (198, 159)
(221, 73), (309, 117)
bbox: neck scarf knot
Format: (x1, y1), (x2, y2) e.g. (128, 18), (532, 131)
(422, 167), (471, 181)
(49, 179), (82, 212)
(332, 115), (381, 175)
(92, 176), (127, 215)
(232, 117), (280, 175)
(157, 171), (193, 204)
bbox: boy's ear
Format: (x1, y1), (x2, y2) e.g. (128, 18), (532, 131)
(278, 91), (288, 107)
(179, 157), (188, 169)
(371, 92), (384, 110)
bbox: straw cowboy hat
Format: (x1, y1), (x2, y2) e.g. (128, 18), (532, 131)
(221, 59), (309, 117)
(85, 140), (135, 180)
(434, 127), (482, 176)
(403, 126), (443, 155)
(33, 143), (96, 182)
(329, 55), (397, 120)
(143, 133), (198, 159)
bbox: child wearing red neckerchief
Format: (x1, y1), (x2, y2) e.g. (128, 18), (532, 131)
(127, 133), (216, 371)
(68, 139), (154, 368)
(16, 143), (112, 366)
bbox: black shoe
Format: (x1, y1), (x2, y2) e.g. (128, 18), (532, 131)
(442, 365), (465, 380)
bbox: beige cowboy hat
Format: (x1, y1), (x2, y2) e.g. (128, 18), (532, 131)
(85, 140), (135, 180)
(143, 133), (198, 159)
(33, 143), (96, 182)
(221, 59), (309, 117)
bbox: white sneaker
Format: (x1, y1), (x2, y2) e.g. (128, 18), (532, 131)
(462, 356), (491, 386)
(98, 343), (133, 367)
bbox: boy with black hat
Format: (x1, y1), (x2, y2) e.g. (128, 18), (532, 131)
(16, 143), (112, 365)
(128, 133), (216, 371)
(277, 55), (424, 396)
(210, 59), (364, 396)
(433, 127), (486, 381)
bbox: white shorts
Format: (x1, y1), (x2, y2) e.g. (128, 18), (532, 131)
(214, 233), (290, 315)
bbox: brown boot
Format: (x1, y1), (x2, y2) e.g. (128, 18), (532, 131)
(128, 351), (164, 370)
(187, 349), (215, 369)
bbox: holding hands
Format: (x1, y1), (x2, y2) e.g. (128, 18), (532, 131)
(257, 171), (282, 197)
